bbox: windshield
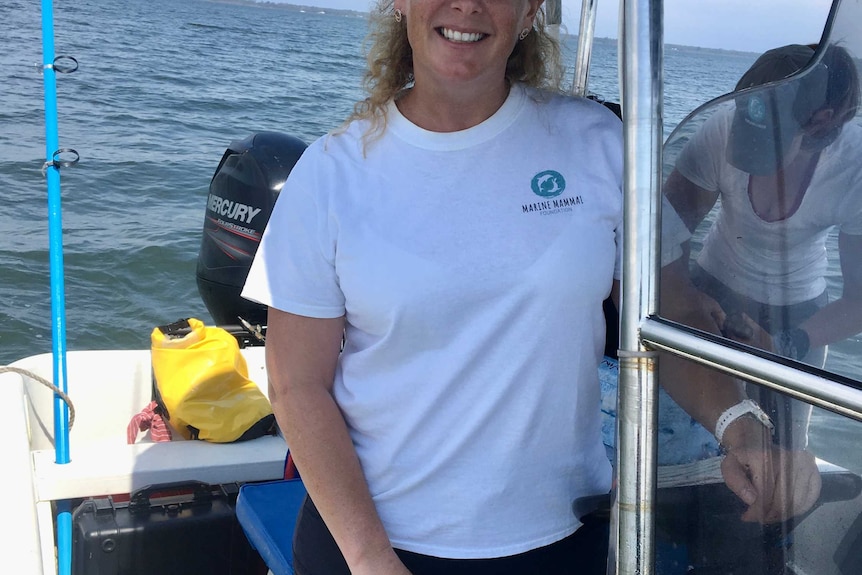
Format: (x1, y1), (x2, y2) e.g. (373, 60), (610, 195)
(654, 0), (862, 572)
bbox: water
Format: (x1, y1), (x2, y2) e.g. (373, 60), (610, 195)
(7, 0), (857, 466)
(0, 0), (759, 365)
(1, 0), (369, 362)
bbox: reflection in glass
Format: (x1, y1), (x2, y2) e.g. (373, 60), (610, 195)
(601, 356), (862, 574)
(650, 3), (862, 572)
(660, 40), (862, 452)
(656, 371), (862, 575)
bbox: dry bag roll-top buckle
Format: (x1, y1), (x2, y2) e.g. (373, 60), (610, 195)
(157, 318), (193, 340)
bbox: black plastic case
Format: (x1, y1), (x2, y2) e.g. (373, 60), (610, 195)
(72, 481), (265, 575)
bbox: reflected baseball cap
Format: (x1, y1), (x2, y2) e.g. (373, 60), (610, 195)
(728, 44), (828, 175)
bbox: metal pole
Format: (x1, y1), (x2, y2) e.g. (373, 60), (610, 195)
(573, 0), (599, 96)
(613, 0), (663, 572)
(641, 317), (862, 423)
(546, 0), (562, 40)
(40, 0), (73, 573)
(40, 1), (71, 466)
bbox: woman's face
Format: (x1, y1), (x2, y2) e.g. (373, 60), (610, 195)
(395, 0), (541, 90)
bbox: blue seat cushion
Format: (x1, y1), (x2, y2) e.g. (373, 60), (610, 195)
(237, 479), (307, 575)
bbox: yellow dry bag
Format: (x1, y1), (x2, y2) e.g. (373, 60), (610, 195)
(151, 318), (275, 442)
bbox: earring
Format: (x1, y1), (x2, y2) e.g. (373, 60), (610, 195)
(519, 27), (530, 40)
(394, 9), (402, 23)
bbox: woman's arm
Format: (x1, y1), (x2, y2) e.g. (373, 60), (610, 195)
(797, 232), (862, 349)
(266, 308), (411, 575)
(617, 263), (822, 522)
(663, 168), (720, 233)
(659, 168), (728, 338)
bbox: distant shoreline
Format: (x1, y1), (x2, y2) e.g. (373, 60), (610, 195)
(207, 0), (368, 19)
(204, 0), (754, 54)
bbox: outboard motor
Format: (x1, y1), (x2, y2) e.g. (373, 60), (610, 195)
(196, 132), (307, 328)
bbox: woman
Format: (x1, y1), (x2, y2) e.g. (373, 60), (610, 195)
(243, 4), (819, 574)
(662, 43), (862, 450)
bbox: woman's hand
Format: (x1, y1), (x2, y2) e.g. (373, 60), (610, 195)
(692, 290), (727, 334)
(660, 257), (726, 335)
(720, 311), (774, 352)
(720, 417), (822, 523)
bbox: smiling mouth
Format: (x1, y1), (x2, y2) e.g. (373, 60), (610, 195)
(438, 27), (486, 43)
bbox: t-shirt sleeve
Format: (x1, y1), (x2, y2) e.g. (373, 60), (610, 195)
(673, 109), (729, 194)
(614, 217), (623, 281)
(602, 106), (624, 282)
(659, 110), (730, 265)
(241, 158), (345, 318)
(660, 194), (693, 266)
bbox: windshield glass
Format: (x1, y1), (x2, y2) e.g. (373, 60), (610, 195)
(654, 0), (862, 572)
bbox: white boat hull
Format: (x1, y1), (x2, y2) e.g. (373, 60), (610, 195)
(0, 347), (286, 575)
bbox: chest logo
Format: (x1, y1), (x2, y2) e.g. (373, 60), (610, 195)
(531, 170), (566, 198)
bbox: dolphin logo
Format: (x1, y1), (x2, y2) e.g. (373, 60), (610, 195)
(531, 170), (566, 198)
(747, 95), (766, 123)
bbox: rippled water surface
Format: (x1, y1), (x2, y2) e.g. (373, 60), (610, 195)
(4, 0), (862, 472)
(1, 1), (760, 364)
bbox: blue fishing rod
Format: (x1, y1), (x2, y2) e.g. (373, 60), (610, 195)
(40, 0), (79, 573)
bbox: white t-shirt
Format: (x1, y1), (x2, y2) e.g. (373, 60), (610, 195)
(675, 106), (862, 305)
(242, 84), (623, 558)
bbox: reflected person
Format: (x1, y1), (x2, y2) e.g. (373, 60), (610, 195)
(662, 43), (862, 450)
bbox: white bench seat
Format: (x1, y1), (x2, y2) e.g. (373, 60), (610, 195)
(8, 347), (286, 501)
(32, 435), (287, 501)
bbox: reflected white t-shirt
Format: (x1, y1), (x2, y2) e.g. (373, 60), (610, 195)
(676, 109), (862, 305)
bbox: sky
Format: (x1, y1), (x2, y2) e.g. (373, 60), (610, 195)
(277, 0), (834, 53)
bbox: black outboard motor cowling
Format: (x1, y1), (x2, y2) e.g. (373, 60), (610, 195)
(196, 132), (307, 327)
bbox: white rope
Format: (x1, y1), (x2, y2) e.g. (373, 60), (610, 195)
(657, 456), (724, 488)
(0, 366), (75, 429)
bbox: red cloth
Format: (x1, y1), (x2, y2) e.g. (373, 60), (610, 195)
(284, 452), (298, 479)
(127, 401), (172, 444)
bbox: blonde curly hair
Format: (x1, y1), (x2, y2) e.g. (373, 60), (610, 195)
(347, 0), (562, 141)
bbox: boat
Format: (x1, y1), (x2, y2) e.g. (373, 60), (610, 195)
(4, 0), (862, 573)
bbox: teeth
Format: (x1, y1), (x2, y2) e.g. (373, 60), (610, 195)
(440, 28), (485, 43)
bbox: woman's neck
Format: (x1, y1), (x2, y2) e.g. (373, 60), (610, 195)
(395, 80), (511, 132)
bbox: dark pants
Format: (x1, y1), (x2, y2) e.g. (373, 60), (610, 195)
(292, 496), (610, 575)
(691, 264), (827, 451)
(656, 482), (798, 575)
